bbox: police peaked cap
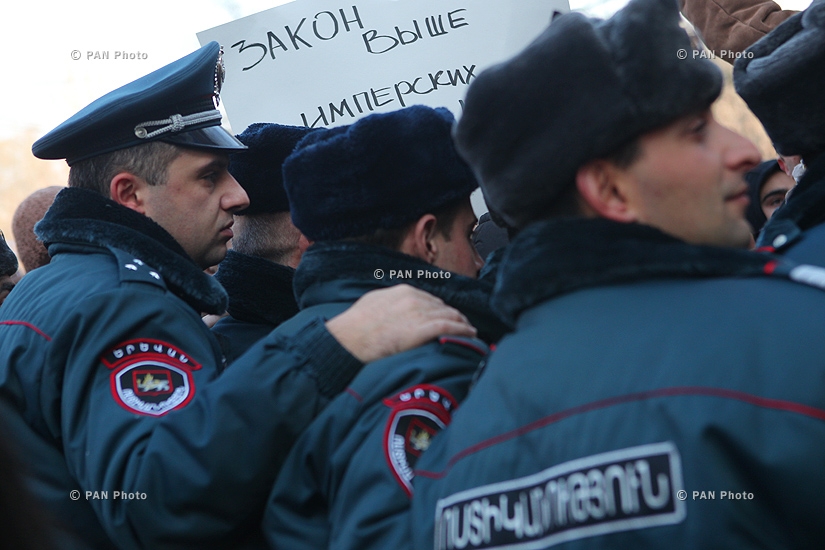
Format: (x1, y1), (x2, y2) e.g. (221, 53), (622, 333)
(229, 123), (315, 216)
(734, 0), (825, 158)
(283, 105), (479, 242)
(32, 41), (246, 165)
(454, 0), (722, 230)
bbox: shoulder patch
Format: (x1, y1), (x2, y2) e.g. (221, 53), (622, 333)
(103, 339), (201, 416)
(383, 384), (458, 497)
(108, 248), (166, 289)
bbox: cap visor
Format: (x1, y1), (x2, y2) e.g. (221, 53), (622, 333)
(162, 126), (247, 152)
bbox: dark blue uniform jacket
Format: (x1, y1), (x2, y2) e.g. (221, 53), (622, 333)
(0, 188), (361, 550)
(261, 242), (506, 550)
(412, 219), (825, 550)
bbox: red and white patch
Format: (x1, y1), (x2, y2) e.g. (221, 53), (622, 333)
(102, 339), (201, 417)
(383, 384), (457, 497)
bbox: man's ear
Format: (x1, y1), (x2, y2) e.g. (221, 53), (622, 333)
(400, 214), (439, 264)
(283, 233), (312, 270)
(110, 172), (148, 214)
(297, 233), (312, 253)
(575, 160), (638, 223)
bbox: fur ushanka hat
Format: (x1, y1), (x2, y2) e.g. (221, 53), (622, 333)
(734, 0), (825, 158)
(229, 123), (314, 216)
(283, 105), (478, 241)
(454, 0), (723, 230)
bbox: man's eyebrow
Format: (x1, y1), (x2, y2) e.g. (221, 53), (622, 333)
(197, 159), (229, 173)
(761, 189), (788, 202)
(1, 282), (14, 293)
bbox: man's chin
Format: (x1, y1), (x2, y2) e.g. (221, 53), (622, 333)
(728, 222), (755, 250)
(199, 247), (229, 272)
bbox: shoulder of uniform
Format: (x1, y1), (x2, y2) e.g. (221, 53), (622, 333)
(757, 218), (802, 251)
(436, 336), (489, 358)
(107, 247), (167, 289)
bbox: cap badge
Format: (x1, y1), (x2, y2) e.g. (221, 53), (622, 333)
(214, 46), (225, 107)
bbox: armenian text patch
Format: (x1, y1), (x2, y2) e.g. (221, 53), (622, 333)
(384, 384), (458, 497)
(103, 339), (201, 417)
(433, 442), (685, 549)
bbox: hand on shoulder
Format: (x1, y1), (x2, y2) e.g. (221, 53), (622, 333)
(326, 284), (476, 363)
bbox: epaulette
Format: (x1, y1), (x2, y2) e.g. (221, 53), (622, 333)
(108, 247), (167, 290)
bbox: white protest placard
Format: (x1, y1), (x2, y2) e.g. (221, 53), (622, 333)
(198, 0), (569, 132)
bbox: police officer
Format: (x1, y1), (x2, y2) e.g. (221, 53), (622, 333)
(212, 123), (313, 363)
(261, 105), (507, 550)
(734, 0), (825, 264)
(0, 42), (475, 549)
(411, 0), (825, 548)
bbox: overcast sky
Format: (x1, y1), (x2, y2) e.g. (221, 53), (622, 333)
(1, 0), (811, 141)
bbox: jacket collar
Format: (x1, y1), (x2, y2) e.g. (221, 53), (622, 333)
(35, 187), (228, 314)
(494, 218), (782, 326)
(294, 241), (508, 343)
(214, 250), (298, 326)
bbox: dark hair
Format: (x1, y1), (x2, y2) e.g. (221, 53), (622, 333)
(346, 198), (466, 250)
(68, 141), (182, 195)
(605, 136), (642, 169)
(543, 184), (585, 219)
(543, 136), (642, 220)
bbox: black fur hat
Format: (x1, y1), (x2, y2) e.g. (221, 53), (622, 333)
(734, 0), (825, 157)
(0, 232), (18, 278)
(229, 123), (314, 216)
(283, 105), (479, 241)
(454, 0), (722, 230)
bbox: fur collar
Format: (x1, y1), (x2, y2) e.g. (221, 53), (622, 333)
(35, 187), (228, 314)
(214, 250), (298, 326)
(757, 154), (825, 250)
(494, 218), (778, 326)
(294, 241), (508, 343)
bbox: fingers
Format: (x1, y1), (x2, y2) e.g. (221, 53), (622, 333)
(409, 319), (478, 345)
(326, 284), (477, 363)
(406, 295), (475, 341)
(363, 284), (444, 307)
(201, 312), (228, 328)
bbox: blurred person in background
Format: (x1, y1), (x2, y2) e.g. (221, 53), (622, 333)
(12, 186), (63, 273)
(211, 123), (312, 363)
(745, 159), (795, 235)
